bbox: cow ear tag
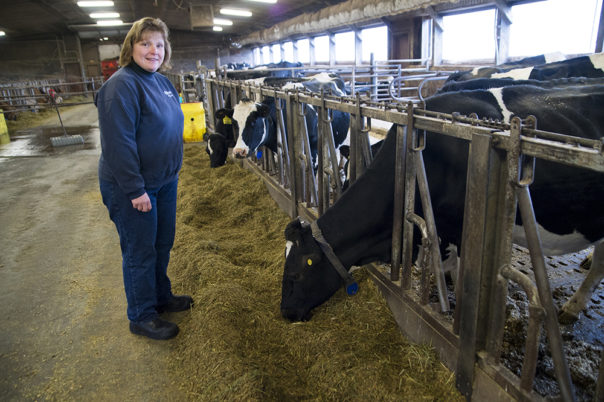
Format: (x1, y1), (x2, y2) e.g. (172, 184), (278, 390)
(223, 116), (232, 125)
(306, 258), (313, 267)
(346, 282), (359, 296)
(256, 150), (263, 159)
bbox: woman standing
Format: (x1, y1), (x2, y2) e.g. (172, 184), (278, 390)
(96, 17), (192, 340)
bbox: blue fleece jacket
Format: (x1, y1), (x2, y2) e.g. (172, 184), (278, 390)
(96, 62), (184, 199)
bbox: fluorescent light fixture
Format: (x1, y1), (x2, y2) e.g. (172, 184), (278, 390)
(77, 1), (114, 7)
(246, 0), (277, 3)
(213, 18), (233, 26)
(103, 37), (109, 40)
(220, 8), (252, 17)
(96, 19), (123, 26)
(213, 26), (223, 31)
(0, 31), (5, 37)
(90, 12), (120, 19)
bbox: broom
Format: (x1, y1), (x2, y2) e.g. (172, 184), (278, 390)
(49, 89), (84, 147)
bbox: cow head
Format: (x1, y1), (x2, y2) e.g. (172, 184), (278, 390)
(232, 99), (272, 158)
(280, 218), (343, 322)
(206, 108), (236, 168)
(206, 134), (229, 168)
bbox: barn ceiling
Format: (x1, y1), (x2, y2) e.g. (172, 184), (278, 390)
(0, 0), (349, 43)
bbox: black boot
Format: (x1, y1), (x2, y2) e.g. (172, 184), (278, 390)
(129, 317), (179, 340)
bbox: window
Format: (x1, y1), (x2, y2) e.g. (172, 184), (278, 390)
(361, 26), (388, 62)
(509, 0), (602, 57)
(442, 9), (496, 62)
(253, 47), (261, 65)
(271, 43), (281, 63)
(283, 41), (294, 62)
(296, 38), (310, 63)
(261, 45), (270, 64)
(335, 31), (355, 62)
(314, 35), (329, 63)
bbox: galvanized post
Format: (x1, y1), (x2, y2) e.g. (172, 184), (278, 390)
(455, 132), (493, 398)
(286, 93), (299, 218)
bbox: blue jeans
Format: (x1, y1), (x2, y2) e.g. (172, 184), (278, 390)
(99, 178), (178, 323)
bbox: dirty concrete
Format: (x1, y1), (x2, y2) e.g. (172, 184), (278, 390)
(0, 104), (187, 400)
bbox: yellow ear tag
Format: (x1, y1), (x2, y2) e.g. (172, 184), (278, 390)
(307, 258), (313, 266)
(223, 116), (232, 125)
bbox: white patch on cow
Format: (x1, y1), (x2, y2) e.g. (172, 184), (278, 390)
(308, 72), (333, 83)
(232, 100), (257, 156)
(589, 52), (604, 71)
(207, 140), (214, 155)
(491, 66), (534, 80)
(259, 118), (269, 150)
(306, 72), (345, 96)
(282, 82), (304, 91)
(285, 241), (293, 258)
(512, 224), (592, 256)
(471, 67), (483, 76)
(245, 77), (267, 86)
(544, 51), (566, 64)
(488, 88), (513, 123)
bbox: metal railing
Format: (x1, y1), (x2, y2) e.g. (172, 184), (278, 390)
(202, 76), (603, 401)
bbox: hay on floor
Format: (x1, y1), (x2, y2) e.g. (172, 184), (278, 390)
(169, 144), (463, 401)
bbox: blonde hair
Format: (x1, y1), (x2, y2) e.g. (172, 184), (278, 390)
(119, 17), (172, 71)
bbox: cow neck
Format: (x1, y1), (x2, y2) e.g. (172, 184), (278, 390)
(310, 221), (358, 295)
(316, 126), (398, 269)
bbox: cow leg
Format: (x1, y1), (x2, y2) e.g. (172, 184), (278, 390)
(558, 239), (604, 324)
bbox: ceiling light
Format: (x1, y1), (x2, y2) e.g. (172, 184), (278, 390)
(213, 18), (233, 26)
(220, 8), (252, 17)
(246, 0), (277, 3)
(0, 31), (5, 37)
(77, 1), (114, 7)
(90, 12), (120, 19)
(96, 19), (123, 26)
(213, 26), (223, 31)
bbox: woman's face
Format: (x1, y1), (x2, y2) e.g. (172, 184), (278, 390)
(132, 30), (165, 72)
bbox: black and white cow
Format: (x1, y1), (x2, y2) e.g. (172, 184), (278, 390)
(446, 52), (566, 82)
(280, 83), (604, 322)
(205, 109), (237, 168)
(231, 96), (299, 159)
(447, 52), (603, 83)
(438, 76), (604, 94)
(207, 73), (351, 168)
(225, 61), (304, 80)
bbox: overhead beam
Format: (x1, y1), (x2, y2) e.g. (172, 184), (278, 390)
(425, 6), (443, 32)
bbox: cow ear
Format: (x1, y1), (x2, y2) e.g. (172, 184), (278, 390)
(284, 217), (308, 241)
(256, 104), (270, 117)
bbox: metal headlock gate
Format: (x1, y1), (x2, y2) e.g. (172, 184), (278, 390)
(203, 77), (604, 401)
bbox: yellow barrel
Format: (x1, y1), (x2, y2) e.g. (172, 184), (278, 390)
(180, 102), (206, 143)
(0, 109), (10, 145)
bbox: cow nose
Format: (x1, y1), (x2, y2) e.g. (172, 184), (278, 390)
(233, 148), (247, 158)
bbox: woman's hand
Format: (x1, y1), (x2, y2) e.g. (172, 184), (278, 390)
(131, 192), (152, 212)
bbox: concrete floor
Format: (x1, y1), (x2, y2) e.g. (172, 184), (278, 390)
(0, 104), (187, 400)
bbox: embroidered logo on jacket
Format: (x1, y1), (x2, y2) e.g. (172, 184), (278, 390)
(164, 91), (174, 97)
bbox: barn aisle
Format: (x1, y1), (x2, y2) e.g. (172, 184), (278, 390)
(0, 104), (187, 400)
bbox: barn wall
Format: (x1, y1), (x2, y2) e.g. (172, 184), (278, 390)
(0, 29), (250, 83)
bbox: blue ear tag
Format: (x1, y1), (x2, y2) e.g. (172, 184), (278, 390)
(346, 282), (359, 296)
(256, 150), (263, 159)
